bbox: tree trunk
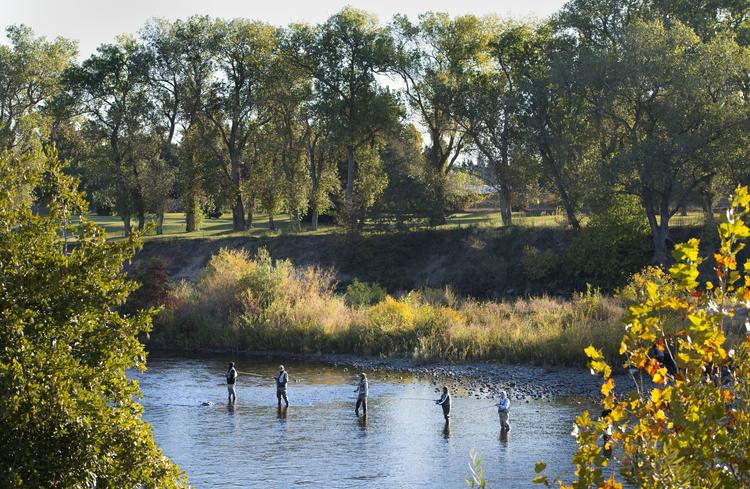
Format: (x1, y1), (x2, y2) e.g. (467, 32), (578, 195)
(644, 192), (670, 264)
(539, 149), (580, 229)
(292, 211), (300, 232)
(702, 185), (715, 227)
(156, 208), (165, 235)
(498, 187), (512, 227)
(123, 212), (132, 237)
(311, 202), (319, 231)
(268, 213), (275, 231)
(345, 144), (355, 206)
(230, 151), (246, 231)
(137, 209), (146, 231)
(185, 196), (197, 233)
(246, 198), (255, 229)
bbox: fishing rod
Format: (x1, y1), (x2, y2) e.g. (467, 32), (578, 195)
(236, 371), (266, 378)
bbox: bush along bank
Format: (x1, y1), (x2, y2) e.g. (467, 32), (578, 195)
(150, 248), (625, 367)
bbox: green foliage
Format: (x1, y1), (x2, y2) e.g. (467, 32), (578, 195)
(536, 185), (750, 488)
(466, 450), (491, 488)
(345, 280), (386, 307)
(522, 245), (561, 283)
(0, 152), (185, 487)
(566, 195), (652, 288)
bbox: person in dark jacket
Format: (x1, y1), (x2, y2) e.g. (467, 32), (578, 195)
(276, 365), (289, 407)
(436, 387), (451, 421)
(226, 362), (237, 403)
(355, 373), (368, 416)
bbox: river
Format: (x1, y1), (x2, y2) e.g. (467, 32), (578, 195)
(134, 354), (620, 488)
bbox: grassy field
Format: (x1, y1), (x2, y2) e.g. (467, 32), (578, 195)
(81, 209), (710, 241)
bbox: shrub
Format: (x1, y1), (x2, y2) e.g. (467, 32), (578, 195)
(535, 186), (750, 488)
(522, 245), (561, 282)
(565, 195), (652, 288)
(345, 279), (386, 307)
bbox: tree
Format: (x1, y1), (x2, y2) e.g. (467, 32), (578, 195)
(65, 36), (153, 235)
(593, 20), (750, 263)
(0, 25), (76, 154)
(457, 21), (540, 226)
(283, 8), (401, 227)
(302, 113), (338, 231)
(263, 51), (313, 231)
(389, 13), (486, 223)
(172, 16), (220, 232)
(203, 19), (277, 232)
(535, 185), (750, 488)
(517, 24), (600, 229)
(0, 151), (186, 487)
(371, 123), (433, 228)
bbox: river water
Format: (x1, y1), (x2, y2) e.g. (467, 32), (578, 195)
(135, 355), (619, 488)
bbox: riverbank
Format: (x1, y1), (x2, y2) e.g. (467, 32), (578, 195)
(149, 249), (627, 368)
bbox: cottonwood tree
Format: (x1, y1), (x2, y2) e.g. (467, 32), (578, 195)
(593, 20), (750, 263)
(283, 8), (401, 229)
(0, 25), (76, 154)
(203, 19), (277, 231)
(389, 13), (486, 223)
(516, 24), (601, 229)
(264, 52), (313, 231)
(457, 21), (540, 226)
(172, 16), (220, 232)
(65, 36), (153, 235)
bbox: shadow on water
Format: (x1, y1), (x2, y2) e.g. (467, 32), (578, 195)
(442, 421), (451, 440)
(134, 354), (625, 488)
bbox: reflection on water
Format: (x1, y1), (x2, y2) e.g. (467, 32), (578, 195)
(134, 355), (621, 488)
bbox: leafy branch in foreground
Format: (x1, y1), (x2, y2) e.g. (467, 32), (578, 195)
(0, 151), (186, 487)
(535, 185), (750, 488)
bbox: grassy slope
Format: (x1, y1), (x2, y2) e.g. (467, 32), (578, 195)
(123, 208), (707, 298)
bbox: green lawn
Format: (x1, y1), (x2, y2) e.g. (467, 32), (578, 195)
(78, 208), (709, 241)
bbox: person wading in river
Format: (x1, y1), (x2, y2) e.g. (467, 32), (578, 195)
(496, 390), (510, 431)
(276, 365), (289, 408)
(226, 362), (238, 403)
(436, 387), (451, 422)
(354, 373), (368, 416)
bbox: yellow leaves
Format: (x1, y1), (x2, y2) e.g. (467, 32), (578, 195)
(652, 369), (668, 385)
(601, 377), (615, 397)
(601, 476), (623, 489)
(721, 389), (734, 403)
(586, 345), (612, 378)
(609, 403), (626, 422)
(585, 345), (604, 360)
(654, 409), (667, 424)
(590, 360), (612, 379)
(733, 185), (750, 208)
(674, 239), (700, 263)
(714, 252), (737, 272)
(651, 386), (672, 407)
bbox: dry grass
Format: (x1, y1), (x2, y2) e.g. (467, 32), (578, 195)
(153, 248), (626, 366)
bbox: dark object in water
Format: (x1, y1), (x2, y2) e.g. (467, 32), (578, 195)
(201, 401), (213, 407)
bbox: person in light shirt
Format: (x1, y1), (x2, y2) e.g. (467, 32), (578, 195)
(496, 390), (510, 431)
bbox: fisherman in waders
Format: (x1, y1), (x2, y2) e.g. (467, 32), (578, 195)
(276, 365), (289, 408)
(436, 387), (451, 422)
(496, 390), (510, 431)
(354, 373), (368, 416)
(226, 362), (238, 403)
